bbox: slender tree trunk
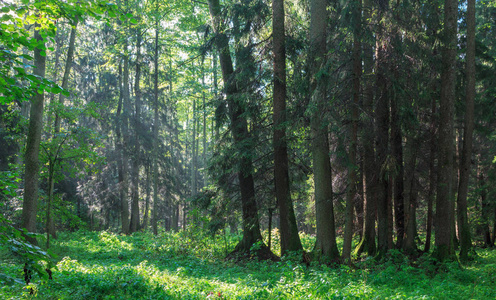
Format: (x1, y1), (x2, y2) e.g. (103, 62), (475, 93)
(46, 18), (78, 243)
(207, 0), (266, 255)
(120, 54), (131, 235)
(402, 136), (419, 253)
(391, 95), (404, 249)
(355, 0), (377, 257)
(200, 56), (208, 188)
(273, 0), (303, 254)
(434, 0), (457, 261)
(54, 19), (77, 133)
(143, 163), (150, 230)
(152, 18), (160, 236)
(46, 162), (54, 248)
(21, 24), (46, 244)
(457, 0), (475, 261)
(424, 98), (437, 253)
(129, 30), (142, 233)
(191, 97), (197, 202)
(309, 0), (339, 260)
(343, 0), (361, 263)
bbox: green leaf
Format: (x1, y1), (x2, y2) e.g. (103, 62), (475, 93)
(51, 86), (62, 94)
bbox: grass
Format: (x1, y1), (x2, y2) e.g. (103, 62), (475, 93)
(1, 229), (496, 299)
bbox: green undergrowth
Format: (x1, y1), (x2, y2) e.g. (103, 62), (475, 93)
(1, 230), (496, 299)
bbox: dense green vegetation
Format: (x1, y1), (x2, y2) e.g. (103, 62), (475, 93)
(2, 231), (496, 299)
(2, 0), (496, 298)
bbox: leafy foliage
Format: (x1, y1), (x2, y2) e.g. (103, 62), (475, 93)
(1, 231), (496, 299)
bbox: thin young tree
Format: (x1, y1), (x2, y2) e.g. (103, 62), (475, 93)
(457, 0), (475, 261)
(129, 27), (142, 233)
(152, 12), (160, 236)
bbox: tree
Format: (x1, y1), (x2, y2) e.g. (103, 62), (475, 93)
(129, 26), (143, 234)
(434, 0), (457, 261)
(207, 0), (269, 257)
(309, 0), (339, 260)
(343, 0), (361, 263)
(355, 0), (377, 258)
(45, 17), (79, 246)
(457, 0), (475, 261)
(152, 8), (160, 236)
(273, 0), (303, 254)
(21, 23), (47, 244)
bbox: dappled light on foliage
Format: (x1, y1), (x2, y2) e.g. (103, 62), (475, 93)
(2, 231), (496, 299)
(2, 0), (496, 298)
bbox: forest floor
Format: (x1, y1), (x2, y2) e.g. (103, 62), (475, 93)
(1, 229), (496, 299)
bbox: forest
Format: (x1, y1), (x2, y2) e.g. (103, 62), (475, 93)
(1, 0), (496, 298)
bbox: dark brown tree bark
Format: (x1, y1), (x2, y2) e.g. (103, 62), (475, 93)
(273, 0), (303, 254)
(457, 0), (475, 261)
(434, 0), (457, 261)
(207, 0), (267, 256)
(309, 0), (339, 260)
(21, 24), (46, 244)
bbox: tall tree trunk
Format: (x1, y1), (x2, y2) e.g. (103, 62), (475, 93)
(54, 19), (77, 133)
(129, 30), (142, 233)
(143, 163), (150, 230)
(152, 18), (160, 236)
(309, 0), (339, 260)
(434, 0), (457, 261)
(343, 0), (361, 263)
(120, 53), (131, 235)
(402, 136), (419, 253)
(191, 97), (197, 202)
(375, 4), (391, 257)
(202, 56), (207, 188)
(46, 18), (78, 243)
(457, 0), (475, 261)
(478, 159), (492, 247)
(273, 0), (303, 254)
(355, 0), (377, 258)
(391, 93), (404, 249)
(207, 0), (266, 255)
(424, 97), (437, 253)
(21, 24), (46, 244)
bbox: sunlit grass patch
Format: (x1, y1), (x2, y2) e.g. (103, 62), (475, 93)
(2, 231), (496, 299)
